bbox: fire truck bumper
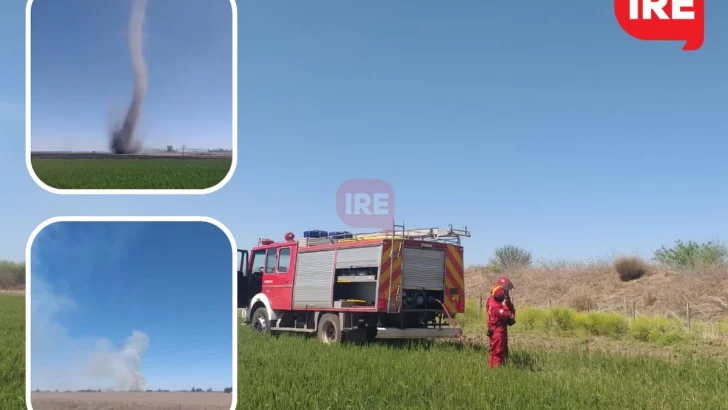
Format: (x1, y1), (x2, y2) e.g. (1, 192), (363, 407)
(374, 327), (462, 339)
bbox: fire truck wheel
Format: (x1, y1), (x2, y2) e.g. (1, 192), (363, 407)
(251, 307), (270, 334)
(317, 313), (341, 344)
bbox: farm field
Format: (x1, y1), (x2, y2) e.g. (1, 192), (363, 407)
(0, 294), (25, 410)
(2, 288), (728, 409)
(4, 252), (728, 409)
(237, 309), (728, 410)
(30, 155), (232, 190)
(31, 392), (232, 410)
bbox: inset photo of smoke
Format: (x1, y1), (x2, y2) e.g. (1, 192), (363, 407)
(27, 0), (236, 192)
(28, 218), (236, 410)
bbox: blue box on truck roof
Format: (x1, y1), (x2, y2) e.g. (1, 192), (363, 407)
(304, 230), (328, 238)
(328, 231), (353, 239)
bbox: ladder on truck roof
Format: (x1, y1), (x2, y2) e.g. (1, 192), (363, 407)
(296, 223), (470, 247)
(353, 223), (470, 245)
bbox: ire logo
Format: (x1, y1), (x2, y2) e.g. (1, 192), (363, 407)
(614, 0), (704, 51)
(336, 179), (395, 230)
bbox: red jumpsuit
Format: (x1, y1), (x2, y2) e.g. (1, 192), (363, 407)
(486, 296), (515, 368)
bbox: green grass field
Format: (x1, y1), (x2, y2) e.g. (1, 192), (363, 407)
(31, 158), (232, 189)
(3, 293), (726, 409)
(237, 310), (728, 410)
(0, 294), (25, 410)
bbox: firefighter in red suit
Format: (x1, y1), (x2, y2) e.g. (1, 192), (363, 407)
(495, 276), (516, 321)
(486, 284), (516, 368)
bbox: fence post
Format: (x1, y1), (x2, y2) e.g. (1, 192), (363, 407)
(479, 294), (483, 312)
(548, 299), (551, 308)
(686, 301), (691, 330)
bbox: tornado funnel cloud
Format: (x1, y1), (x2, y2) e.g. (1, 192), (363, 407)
(111, 0), (148, 154)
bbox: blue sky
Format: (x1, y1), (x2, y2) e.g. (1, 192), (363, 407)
(30, 221), (233, 391)
(29, 0), (233, 151)
(1, 0), (728, 267)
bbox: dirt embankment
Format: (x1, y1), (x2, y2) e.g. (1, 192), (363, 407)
(466, 262), (728, 321)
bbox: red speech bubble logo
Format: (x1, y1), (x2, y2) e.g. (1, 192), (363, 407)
(615, 0), (704, 51)
(336, 179), (395, 230)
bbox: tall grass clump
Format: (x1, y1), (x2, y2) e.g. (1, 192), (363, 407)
(614, 256), (648, 282)
(516, 308), (628, 337)
(567, 286), (597, 311)
(486, 307), (704, 345)
(627, 316), (689, 345)
(721, 316), (728, 334)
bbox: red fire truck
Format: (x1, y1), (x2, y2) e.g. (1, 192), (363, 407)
(237, 224), (469, 343)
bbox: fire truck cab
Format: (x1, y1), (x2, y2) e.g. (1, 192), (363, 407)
(237, 224), (469, 344)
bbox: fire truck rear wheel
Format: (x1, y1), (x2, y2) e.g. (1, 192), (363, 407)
(317, 313), (341, 344)
(251, 307), (270, 334)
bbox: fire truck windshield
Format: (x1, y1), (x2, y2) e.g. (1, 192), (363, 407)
(250, 249), (266, 275)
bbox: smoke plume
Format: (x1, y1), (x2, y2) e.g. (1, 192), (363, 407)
(31, 274), (151, 392)
(110, 0), (148, 154)
(85, 330), (150, 391)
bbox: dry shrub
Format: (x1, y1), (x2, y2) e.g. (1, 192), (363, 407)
(644, 292), (657, 306)
(614, 256), (648, 282)
(569, 286), (597, 312)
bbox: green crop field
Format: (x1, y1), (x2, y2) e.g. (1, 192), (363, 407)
(0, 294), (25, 410)
(5, 291), (726, 409)
(237, 309), (728, 410)
(31, 158), (232, 190)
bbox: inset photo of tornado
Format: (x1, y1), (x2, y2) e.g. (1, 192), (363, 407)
(28, 0), (237, 192)
(28, 218), (236, 410)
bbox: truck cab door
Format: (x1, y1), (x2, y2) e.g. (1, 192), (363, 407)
(262, 245), (296, 310)
(247, 249), (266, 302)
(237, 249), (249, 308)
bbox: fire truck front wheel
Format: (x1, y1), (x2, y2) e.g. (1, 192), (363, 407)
(317, 313), (341, 344)
(251, 307), (270, 334)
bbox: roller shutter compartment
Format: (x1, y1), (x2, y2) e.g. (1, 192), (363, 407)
(293, 250), (335, 308)
(335, 246), (382, 269)
(401, 247), (445, 290)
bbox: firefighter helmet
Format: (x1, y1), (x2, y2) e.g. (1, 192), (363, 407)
(490, 285), (505, 299)
(496, 276), (515, 290)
